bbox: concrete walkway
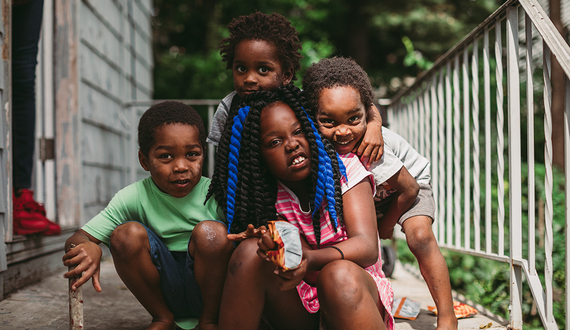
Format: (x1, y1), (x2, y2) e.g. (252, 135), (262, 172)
(0, 257), (508, 329)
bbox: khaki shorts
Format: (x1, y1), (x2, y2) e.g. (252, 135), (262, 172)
(375, 183), (435, 232)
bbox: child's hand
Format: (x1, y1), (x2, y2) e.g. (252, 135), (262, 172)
(258, 233), (308, 291)
(356, 104), (384, 168)
(256, 229), (278, 260)
(62, 241), (103, 292)
(273, 255), (308, 291)
(227, 224), (267, 242)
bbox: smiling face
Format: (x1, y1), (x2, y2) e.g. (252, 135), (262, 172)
(316, 86), (368, 155)
(138, 123), (204, 198)
(259, 102), (311, 188)
(232, 39), (293, 98)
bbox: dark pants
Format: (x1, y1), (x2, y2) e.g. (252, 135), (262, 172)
(12, 0), (44, 190)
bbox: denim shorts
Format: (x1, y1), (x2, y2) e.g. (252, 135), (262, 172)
(142, 224), (202, 318)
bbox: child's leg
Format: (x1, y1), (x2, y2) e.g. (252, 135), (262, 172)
(402, 216), (457, 330)
(218, 238), (318, 330)
(188, 221), (234, 330)
(109, 222), (174, 330)
(318, 260), (386, 330)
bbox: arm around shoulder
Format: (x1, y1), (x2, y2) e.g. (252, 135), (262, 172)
(357, 104), (385, 167)
(338, 179), (379, 267)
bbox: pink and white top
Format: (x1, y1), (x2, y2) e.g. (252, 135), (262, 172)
(275, 153), (395, 330)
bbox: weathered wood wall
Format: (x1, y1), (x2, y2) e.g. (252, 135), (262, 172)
(0, 0), (11, 277)
(55, 0), (153, 226)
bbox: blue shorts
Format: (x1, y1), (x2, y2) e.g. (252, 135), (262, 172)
(143, 224), (202, 318)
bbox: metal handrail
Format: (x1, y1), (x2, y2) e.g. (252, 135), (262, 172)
(384, 0), (569, 328)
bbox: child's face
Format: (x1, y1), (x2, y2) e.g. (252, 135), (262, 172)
(232, 39), (293, 99)
(138, 123), (204, 198)
(259, 102), (311, 186)
(316, 86), (367, 155)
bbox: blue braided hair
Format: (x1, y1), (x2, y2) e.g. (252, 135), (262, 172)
(302, 110), (342, 228)
(207, 84), (344, 244)
(226, 106), (250, 232)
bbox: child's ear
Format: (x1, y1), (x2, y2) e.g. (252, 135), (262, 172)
(282, 68), (294, 85)
(138, 150), (150, 171)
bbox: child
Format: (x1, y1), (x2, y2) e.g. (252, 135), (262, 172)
(208, 84), (394, 330)
(62, 101), (233, 330)
(302, 57), (458, 330)
(207, 11), (384, 167)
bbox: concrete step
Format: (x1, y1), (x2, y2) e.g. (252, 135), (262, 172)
(0, 256), (509, 329)
(390, 261), (508, 330)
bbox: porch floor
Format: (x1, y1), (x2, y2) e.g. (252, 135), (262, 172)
(0, 256), (507, 329)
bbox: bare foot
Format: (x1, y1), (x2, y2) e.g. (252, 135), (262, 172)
(436, 317), (458, 330)
(146, 318), (175, 330)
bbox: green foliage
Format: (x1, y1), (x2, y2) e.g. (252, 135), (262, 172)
(152, 0), (503, 100)
(154, 49), (234, 100)
(402, 36), (433, 71)
(397, 162), (566, 328)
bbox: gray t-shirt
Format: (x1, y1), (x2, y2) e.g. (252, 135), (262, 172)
(206, 91), (237, 146)
(369, 127), (431, 200)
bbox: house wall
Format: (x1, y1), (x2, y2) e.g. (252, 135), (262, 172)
(55, 0), (153, 227)
(0, 0), (11, 275)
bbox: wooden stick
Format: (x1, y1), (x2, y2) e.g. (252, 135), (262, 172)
(68, 244), (84, 329)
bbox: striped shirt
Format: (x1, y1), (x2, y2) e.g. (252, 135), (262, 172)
(275, 153), (395, 330)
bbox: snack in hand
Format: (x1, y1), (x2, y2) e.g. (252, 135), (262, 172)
(266, 221), (303, 270)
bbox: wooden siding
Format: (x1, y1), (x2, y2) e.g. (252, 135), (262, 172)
(55, 0), (153, 227)
(78, 0), (152, 225)
(0, 0), (10, 276)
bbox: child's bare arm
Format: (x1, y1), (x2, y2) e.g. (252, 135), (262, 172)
(301, 179), (378, 270)
(355, 104), (384, 168)
(335, 179), (379, 267)
(377, 166), (419, 239)
(62, 230), (103, 292)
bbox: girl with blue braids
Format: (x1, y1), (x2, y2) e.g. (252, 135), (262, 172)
(207, 84), (394, 330)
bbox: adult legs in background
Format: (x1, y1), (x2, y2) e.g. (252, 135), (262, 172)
(13, 0), (43, 192)
(12, 0), (60, 236)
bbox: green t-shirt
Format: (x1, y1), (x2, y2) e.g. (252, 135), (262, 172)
(82, 176), (225, 252)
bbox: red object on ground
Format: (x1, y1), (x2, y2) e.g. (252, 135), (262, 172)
(13, 189), (60, 235)
(428, 300), (478, 319)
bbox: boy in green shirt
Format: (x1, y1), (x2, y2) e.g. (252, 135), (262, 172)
(63, 101), (233, 330)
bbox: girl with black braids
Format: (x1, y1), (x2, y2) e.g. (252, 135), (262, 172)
(208, 84), (394, 330)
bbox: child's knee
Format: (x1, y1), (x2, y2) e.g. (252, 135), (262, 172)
(317, 261), (363, 303)
(227, 238), (262, 276)
(110, 222), (148, 254)
(405, 220), (437, 252)
(191, 221), (232, 253)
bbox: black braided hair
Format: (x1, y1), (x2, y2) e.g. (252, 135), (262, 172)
(206, 93), (243, 212)
(207, 84), (344, 246)
(219, 11), (302, 81)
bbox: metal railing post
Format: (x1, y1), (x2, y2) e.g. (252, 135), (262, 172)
(506, 6), (523, 329)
